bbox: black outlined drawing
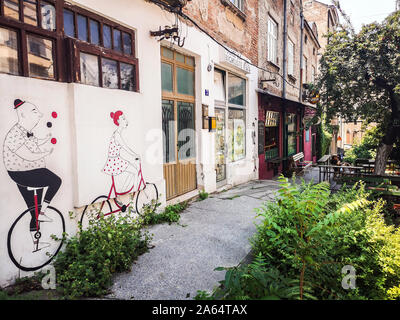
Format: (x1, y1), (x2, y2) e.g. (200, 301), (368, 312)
(4, 99), (65, 271)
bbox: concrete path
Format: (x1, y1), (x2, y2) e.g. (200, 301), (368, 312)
(106, 179), (281, 300)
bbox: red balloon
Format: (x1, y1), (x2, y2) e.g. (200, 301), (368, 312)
(51, 138), (57, 144)
(52, 112), (58, 118)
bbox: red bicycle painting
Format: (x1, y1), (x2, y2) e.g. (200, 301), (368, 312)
(80, 110), (158, 228)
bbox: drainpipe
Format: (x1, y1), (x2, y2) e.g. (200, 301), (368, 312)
(299, 0), (304, 102)
(282, 0), (288, 163)
(299, 0), (305, 153)
(282, 0), (288, 101)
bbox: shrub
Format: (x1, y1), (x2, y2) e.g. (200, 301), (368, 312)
(195, 254), (315, 300)
(53, 212), (151, 299)
(250, 176), (400, 300)
(316, 121), (332, 159)
(140, 201), (188, 226)
(343, 126), (383, 164)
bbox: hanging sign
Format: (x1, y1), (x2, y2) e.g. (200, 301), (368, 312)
(265, 111), (279, 127)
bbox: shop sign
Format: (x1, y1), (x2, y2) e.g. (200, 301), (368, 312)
(220, 47), (251, 74)
(265, 111), (279, 127)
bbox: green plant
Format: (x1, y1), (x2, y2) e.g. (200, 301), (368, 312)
(343, 126), (384, 164)
(195, 254), (315, 300)
(250, 176), (400, 300)
(140, 201), (188, 226)
(53, 212), (151, 299)
(198, 190), (209, 201)
(316, 119), (332, 159)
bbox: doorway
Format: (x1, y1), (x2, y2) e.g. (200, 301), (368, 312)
(161, 47), (197, 200)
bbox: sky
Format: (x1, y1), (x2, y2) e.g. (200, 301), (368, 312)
(317, 0), (397, 32)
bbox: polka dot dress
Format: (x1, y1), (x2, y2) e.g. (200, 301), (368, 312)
(103, 134), (128, 175)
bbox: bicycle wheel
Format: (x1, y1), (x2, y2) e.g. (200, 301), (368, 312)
(7, 205), (65, 272)
(135, 183), (159, 216)
(80, 195), (112, 230)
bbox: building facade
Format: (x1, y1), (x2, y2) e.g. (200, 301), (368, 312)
(0, 0), (262, 285)
(303, 0), (340, 155)
(257, 0), (321, 180)
(0, 0), (336, 286)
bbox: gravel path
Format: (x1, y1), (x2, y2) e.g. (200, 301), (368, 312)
(106, 180), (281, 300)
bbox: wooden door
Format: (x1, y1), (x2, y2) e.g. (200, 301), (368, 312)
(162, 100), (197, 199)
(161, 47), (197, 200)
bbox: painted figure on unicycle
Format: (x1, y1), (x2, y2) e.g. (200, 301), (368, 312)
(4, 99), (65, 271)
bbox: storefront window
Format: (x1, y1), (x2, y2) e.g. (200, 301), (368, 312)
(214, 69), (225, 102)
(287, 113), (297, 156)
(228, 108), (246, 162)
(228, 73), (245, 106)
(265, 111), (279, 160)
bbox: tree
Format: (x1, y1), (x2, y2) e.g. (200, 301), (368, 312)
(317, 11), (400, 175)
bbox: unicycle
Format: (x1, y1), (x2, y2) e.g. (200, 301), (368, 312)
(7, 187), (65, 272)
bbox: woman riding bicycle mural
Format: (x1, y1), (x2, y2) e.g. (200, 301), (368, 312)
(4, 99), (65, 271)
(79, 110), (158, 228)
(103, 110), (141, 192)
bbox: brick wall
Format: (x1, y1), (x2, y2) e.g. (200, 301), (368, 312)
(183, 0), (259, 65)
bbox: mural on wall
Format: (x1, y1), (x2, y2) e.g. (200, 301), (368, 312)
(80, 110), (158, 227)
(4, 99), (65, 271)
(103, 111), (141, 192)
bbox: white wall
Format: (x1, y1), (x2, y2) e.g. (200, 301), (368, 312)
(0, 0), (259, 287)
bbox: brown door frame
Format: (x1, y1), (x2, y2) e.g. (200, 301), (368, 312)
(161, 46), (197, 200)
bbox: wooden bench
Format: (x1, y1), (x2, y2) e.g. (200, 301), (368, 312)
(290, 152), (313, 176)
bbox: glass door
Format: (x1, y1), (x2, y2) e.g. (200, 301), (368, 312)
(215, 107), (226, 185)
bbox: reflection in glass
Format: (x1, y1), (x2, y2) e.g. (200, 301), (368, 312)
(103, 25), (112, 49)
(162, 47), (173, 59)
(214, 69), (225, 102)
(120, 62), (135, 91)
(176, 53), (185, 63)
(27, 34), (54, 79)
(161, 62), (173, 92)
(63, 9), (75, 37)
(0, 27), (19, 75)
(41, 1), (56, 31)
(102, 58), (118, 89)
(287, 113), (297, 156)
(90, 20), (100, 45)
(177, 67), (194, 96)
(80, 52), (99, 86)
(24, 0), (38, 26)
(123, 32), (132, 55)
(215, 108), (226, 182)
(228, 108), (245, 162)
(228, 74), (245, 106)
(4, 0), (19, 20)
(113, 29), (122, 52)
(178, 101), (195, 160)
(186, 56), (194, 66)
(77, 15), (88, 42)
(162, 100), (175, 163)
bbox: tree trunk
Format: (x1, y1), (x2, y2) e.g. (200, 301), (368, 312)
(374, 143), (393, 175)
